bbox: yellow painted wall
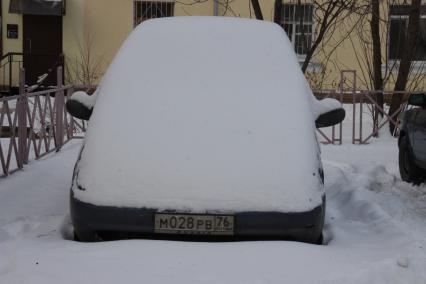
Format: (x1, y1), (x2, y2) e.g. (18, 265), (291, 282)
(1, 0), (86, 86)
(1, 0), (424, 91)
(208, 0), (425, 91)
(63, 0), (85, 84)
(322, 2), (426, 91)
(2, 0), (22, 54)
(84, 0), (133, 76)
(1, 0), (23, 87)
(175, 0), (213, 16)
(216, 1), (371, 90)
(0, 0), (387, 89)
(75, 0), (350, 87)
(217, 1), (274, 19)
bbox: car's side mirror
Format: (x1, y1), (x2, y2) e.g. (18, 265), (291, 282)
(314, 98), (345, 128)
(315, 108), (345, 128)
(66, 91), (94, 120)
(408, 93), (426, 108)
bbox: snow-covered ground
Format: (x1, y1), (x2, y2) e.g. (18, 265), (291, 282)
(1, 133), (426, 283)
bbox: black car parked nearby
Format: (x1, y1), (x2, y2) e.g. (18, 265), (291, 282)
(399, 93), (426, 185)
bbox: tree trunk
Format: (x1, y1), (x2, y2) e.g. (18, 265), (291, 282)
(274, 0), (282, 24)
(370, 0), (384, 136)
(389, 0), (421, 134)
(250, 0), (263, 20)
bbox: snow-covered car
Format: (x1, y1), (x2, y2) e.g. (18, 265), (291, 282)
(66, 17), (345, 243)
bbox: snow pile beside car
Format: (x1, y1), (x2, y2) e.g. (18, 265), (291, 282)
(73, 17), (324, 212)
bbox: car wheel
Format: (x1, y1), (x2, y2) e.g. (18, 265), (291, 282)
(399, 137), (425, 185)
(74, 230), (99, 242)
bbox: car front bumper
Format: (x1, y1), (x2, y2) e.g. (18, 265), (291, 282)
(71, 193), (325, 244)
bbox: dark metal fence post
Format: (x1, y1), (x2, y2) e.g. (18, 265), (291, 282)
(17, 68), (27, 166)
(67, 85), (75, 139)
(9, 54), (13, 90)
(55, 66), (64, 151)
(338, 90), (343, 145)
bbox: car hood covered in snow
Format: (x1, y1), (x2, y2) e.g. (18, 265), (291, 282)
(73, 17), (324, 213)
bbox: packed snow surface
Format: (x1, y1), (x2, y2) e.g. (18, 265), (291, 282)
(74, 17), (324, 212)
(0, 132), (425, 283)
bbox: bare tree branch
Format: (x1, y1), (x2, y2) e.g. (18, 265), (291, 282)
(250, 0), (263, 20)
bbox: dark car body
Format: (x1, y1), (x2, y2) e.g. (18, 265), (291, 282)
(398, 93), (426, 184)
(71, 191), (326, 243)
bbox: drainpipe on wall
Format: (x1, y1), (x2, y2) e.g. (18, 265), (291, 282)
(214, 0), (218, 16)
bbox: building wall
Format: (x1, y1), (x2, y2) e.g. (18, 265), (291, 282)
(217, 1), (274, 19)
(76, 0), (358, 88)
(84, 0), (133, 77)
(0, 0), (424, 91)
(63, 0), (85, 83)
(2, 0), (22, 54)
(215, 0), (425, 91)
(0, 0), (85, 86)
(216, 1), (368, 90)
(1, 0), (23, 86)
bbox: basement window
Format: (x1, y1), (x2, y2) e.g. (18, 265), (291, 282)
(134, 1), (175, 27)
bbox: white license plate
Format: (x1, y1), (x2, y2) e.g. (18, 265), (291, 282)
(154, 214), (234, 235)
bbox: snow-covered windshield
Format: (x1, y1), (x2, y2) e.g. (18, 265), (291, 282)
(74, 17), (323, 212)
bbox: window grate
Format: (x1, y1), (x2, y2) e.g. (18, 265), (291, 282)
(133, 1), (175, 27)
(388, 5), (426, 61)
(280, 1), (314, 56)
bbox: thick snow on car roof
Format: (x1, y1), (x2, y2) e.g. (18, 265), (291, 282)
(74, 17), (323, 213)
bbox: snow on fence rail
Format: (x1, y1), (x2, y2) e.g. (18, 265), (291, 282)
(0, 67), (90, 177)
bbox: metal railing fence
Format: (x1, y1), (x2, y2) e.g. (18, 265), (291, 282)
(1, 67), (423, 177)
(313, 89), (422, 145)
(313, 69), (423, 145)
(0, 67), (88, 177)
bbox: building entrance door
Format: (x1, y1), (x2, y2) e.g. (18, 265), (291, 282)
(23, 15), (63, 86)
